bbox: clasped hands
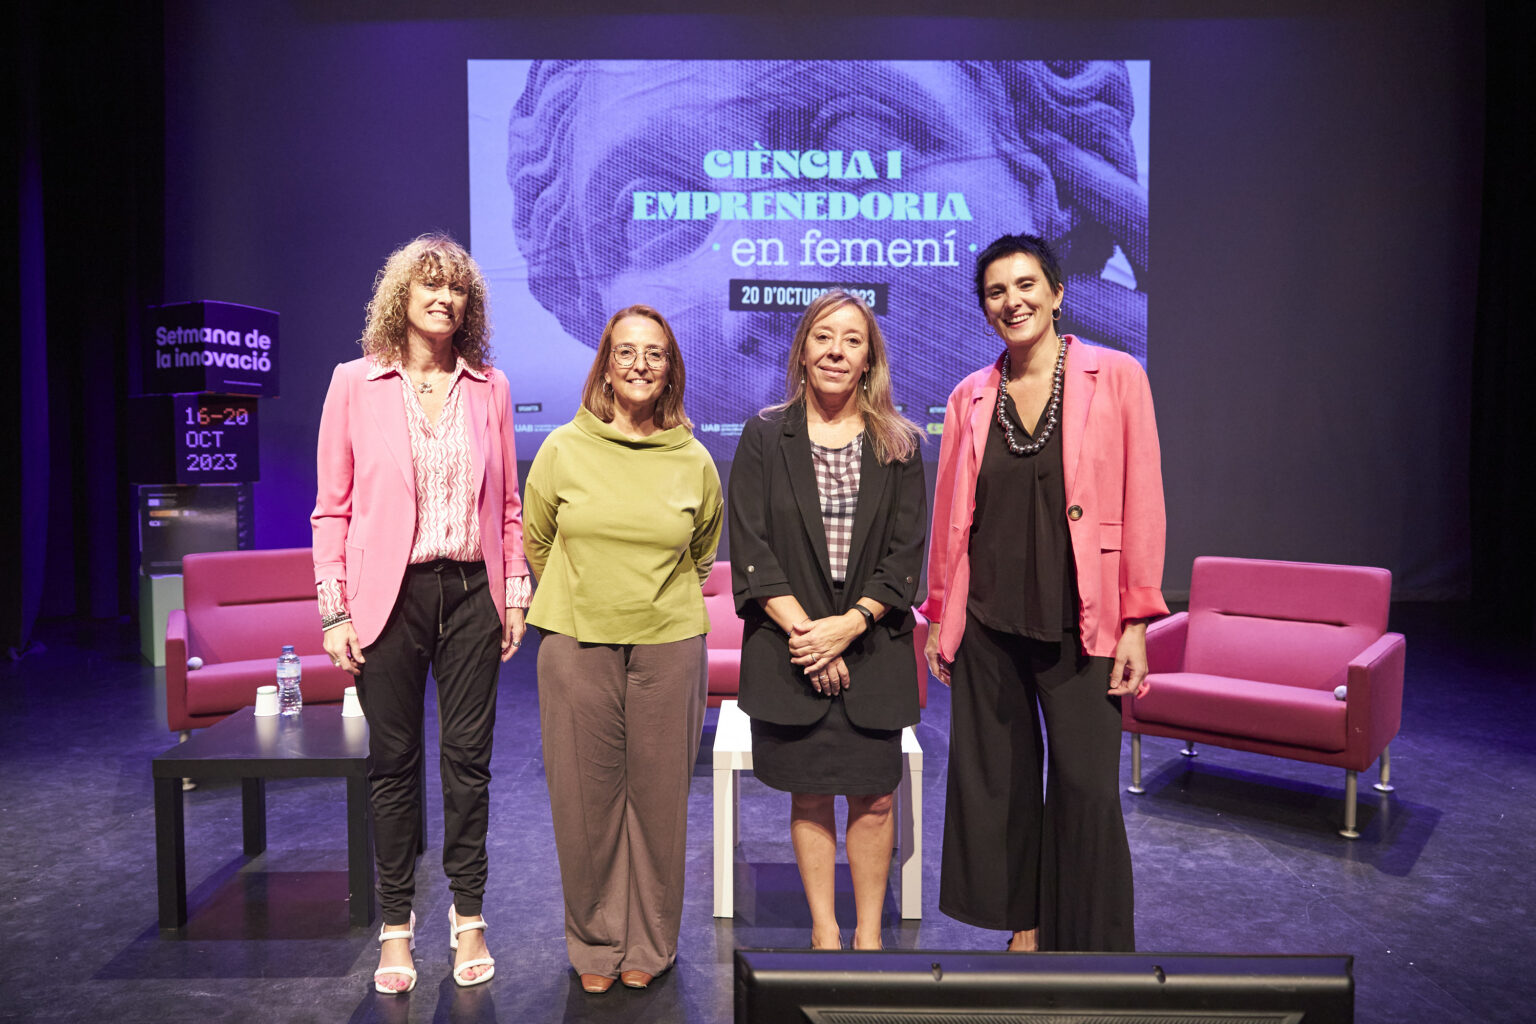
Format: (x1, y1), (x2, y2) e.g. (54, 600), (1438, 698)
(788, 612), (863, 697)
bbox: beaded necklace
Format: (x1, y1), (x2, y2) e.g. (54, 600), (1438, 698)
(995, 336), (1067, 456)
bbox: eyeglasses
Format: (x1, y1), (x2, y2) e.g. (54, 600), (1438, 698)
(612, 345), (669, 369)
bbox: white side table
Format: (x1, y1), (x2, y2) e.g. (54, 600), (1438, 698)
(712, 699), (922, 919)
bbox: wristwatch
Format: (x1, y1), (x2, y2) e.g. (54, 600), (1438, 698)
(852, 604), (876, 633)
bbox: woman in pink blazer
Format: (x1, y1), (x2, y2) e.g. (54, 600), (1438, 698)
(920, 234), (1166, 953)
(312, 234), (528, 994)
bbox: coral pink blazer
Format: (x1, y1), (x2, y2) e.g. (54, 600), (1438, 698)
(919, 338), (1168, 660)
(311, 357), (528, 649)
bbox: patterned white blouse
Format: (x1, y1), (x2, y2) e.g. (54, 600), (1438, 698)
(318, 358), (531, 630)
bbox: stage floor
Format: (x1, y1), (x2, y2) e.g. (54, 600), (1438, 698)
(0, 603), (1529, 1023)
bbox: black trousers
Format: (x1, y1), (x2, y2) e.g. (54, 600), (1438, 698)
(356, 560), (502, 926)
(939, 618), (1135, 951)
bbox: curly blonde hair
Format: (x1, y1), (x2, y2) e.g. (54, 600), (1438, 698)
(581, 305), (692, 431)
(765, 289), (923, 465)
(360, 233), (492, 370)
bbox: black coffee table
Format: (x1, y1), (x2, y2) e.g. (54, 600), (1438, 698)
(152, 704), (374, 929)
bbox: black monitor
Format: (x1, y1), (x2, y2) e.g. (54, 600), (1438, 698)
(734, 950), (1353, 1023)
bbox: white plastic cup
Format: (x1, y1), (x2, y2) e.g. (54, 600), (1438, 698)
(254, 684), (280, 716)
(341, 685), (364, 719)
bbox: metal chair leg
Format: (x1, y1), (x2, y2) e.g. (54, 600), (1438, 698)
(1339, 769), (1360, 839)
(1373, 744), (1395, 793)
(1180, 740), (1198, 757)
(1127, 733), (1145, 794)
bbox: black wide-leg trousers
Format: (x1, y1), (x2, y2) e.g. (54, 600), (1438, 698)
(356, 560), (503, 926)
(939, 618), (1135, 951)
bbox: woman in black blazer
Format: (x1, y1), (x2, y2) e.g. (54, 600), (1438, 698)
(730, 289), (926, 951)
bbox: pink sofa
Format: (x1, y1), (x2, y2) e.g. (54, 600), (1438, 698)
(1123, 556), (1405, 838)
(164, 547), (354, 733)
(1124, 555), (1400, 835)
(702, 561), (929, 709)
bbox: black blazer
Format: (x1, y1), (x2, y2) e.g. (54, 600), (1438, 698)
(729, 405), (927, 730)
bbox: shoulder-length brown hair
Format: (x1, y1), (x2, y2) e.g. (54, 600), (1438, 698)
(360, 233), (492, 371)
(765, 289), (922, 464)
(580, 305), (692, 430)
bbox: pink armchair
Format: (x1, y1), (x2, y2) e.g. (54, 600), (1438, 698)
(164, 547), (355, 734)
(1123, 556), (1405, 838)
(702, 561), (929, 709)
(703, 561), (744, 708)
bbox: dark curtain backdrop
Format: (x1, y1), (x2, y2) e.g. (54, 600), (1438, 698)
(8, 1), (1527, 650)
(9, 1), (163, 644)
(7, 2), (48, 654)
(1471, 3), (1536, 645)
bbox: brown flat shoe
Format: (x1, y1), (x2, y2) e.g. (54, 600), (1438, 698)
(620, 970), (653, 989)
(580, 973), (615, 993)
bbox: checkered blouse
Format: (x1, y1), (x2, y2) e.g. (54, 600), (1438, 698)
(810, 432), (863, 583)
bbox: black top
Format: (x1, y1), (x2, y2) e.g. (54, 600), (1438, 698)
(967, 389), (1079, 640)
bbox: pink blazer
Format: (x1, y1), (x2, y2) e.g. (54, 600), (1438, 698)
(311, 357), (528, 649)
(919, 338), (1168, 660)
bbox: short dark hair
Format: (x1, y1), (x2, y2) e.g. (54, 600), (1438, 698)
(973, 234), (1064, 307)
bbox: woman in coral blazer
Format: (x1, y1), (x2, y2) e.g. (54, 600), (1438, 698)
(312, 234), (528, 994)
(921, 234), (1166, 953)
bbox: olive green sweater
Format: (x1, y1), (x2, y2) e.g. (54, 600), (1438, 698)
(524, 407), (723, 644)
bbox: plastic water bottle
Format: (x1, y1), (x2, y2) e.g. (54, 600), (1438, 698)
(277, 645), (303, 716)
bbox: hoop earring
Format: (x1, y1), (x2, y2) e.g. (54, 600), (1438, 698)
(602, 378), (613, 395)
(665, 382), (673, 393)
(1052, 307), (1062, 322)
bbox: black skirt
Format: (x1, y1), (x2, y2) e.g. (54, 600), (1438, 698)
(750, 696), (902, 796)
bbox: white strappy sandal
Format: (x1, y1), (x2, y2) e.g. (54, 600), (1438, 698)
(449, 906), (495, 987)
(374, 911), (418, 994)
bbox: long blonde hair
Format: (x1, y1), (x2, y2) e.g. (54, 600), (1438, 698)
(765, 290), (922, 464)
(360, 233), (492, 370)
(580, 305), (692, 430)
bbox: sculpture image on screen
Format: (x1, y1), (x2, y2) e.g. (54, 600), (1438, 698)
(471, 59), (1147, 459)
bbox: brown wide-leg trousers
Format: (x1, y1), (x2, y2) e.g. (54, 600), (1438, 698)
(537, 632), (707, 978)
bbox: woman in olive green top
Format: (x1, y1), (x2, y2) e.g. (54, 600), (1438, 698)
(523, 304), (722, 994)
